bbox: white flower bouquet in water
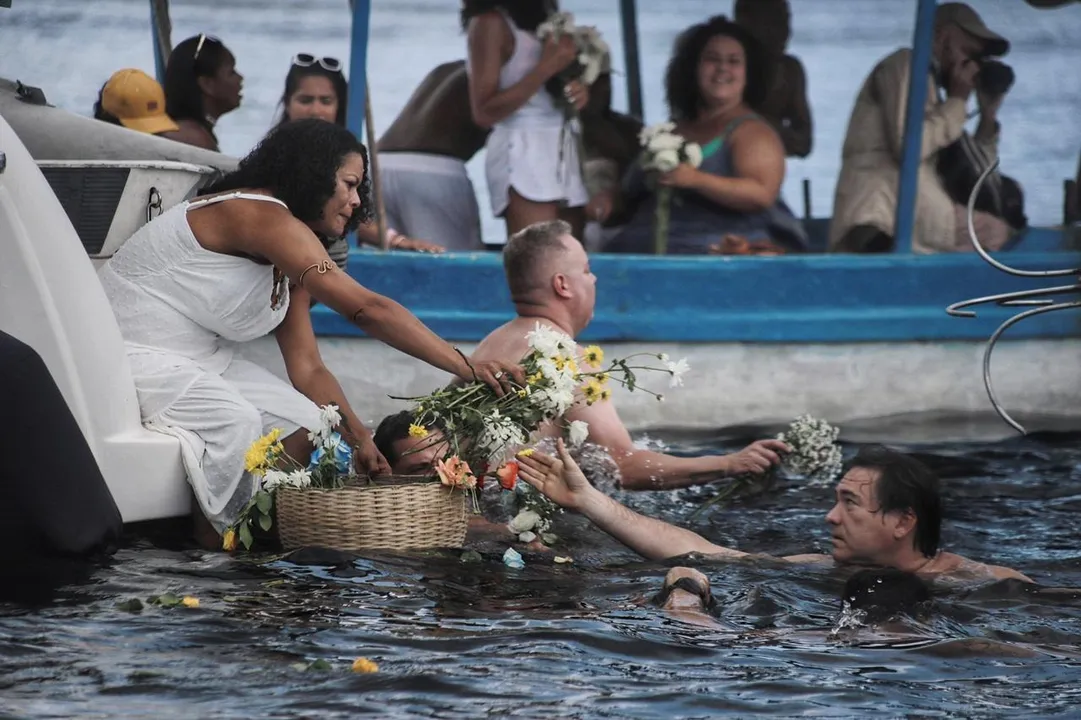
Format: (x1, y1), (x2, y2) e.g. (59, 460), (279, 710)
(637, 122), (704, 255)
(693, 414), (843, 517)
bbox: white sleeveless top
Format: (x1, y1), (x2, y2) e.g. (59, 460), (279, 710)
(98, 192), (290, 373)
(470, 9), (561, 130)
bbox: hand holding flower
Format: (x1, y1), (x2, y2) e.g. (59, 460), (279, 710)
(657, 163), (703, 190)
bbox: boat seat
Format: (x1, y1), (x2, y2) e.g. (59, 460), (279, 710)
(36, 160), (219, 265)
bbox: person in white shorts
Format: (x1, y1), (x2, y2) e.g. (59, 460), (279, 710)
(463, 0), (591, 248)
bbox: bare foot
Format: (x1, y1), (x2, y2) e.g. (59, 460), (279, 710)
(191, 508), (221, 551)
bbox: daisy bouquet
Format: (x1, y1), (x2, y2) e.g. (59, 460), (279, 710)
(637, 121), (704, 255)
(536, 11), (611, 111)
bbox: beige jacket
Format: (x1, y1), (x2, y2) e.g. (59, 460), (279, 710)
(829, 48), (998, 253)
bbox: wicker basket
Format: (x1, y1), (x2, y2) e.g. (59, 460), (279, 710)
(276, 476), (468, 551)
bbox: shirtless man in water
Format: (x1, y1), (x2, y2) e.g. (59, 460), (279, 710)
(470, 220), (790, 490)
(518, 440), (1033, 584)
(376, 60), (490, 251)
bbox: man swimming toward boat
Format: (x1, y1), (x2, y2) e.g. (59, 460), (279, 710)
(517, 440), (1033, 584)
(469, 219), (790, 490)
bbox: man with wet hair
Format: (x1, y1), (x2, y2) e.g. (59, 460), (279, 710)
(517, 441), (1032, 583)
(471, 220), (790, 491)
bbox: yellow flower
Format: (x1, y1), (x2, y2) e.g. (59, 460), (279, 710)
(516, 388), (529, 398)
(599, 388), (612, 402)
(527, 372), (543, 386)
(554, 355), (578, 375)
(181, 596), (200, 608)
(244, 428), (285, 476)
(222, 528), (237, 552)
(582, 345), (604, 368)
(595, 372), (610, 385)
(582, 380), (604, 404)
(352, 657), (379, 673)
(517, 448), (535, 458)
(264, 428), (283, 444)
(408, 424), (429, 438)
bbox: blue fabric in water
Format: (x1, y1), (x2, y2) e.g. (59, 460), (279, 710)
(0, 330), (121, 590)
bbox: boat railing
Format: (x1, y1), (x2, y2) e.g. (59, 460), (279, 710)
(947, 159), (1081, 433)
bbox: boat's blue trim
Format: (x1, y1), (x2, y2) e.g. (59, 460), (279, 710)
(149, 0), (166, 85)
(345, 0), (371, 139)
(894, 0), (938, 252)
(311, 249), (1080, 343)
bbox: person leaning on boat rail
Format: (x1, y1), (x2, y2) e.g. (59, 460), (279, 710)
(829, 3), (1014, 254)
(518, 441), (1033, 584)
(463, 0), (592, 246)
(92, 68), (182, 140)
(595, 15), (808, 255)
(163, 34), (243, 152)
(270, 53), (444, 263)
(96, 119), (524, 546)
(375, 59), (491, 252)
(470, 219), (790, 490)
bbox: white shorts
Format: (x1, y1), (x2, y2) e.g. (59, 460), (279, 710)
(485, 121), (590, 221)
(378, 152), (483, 251)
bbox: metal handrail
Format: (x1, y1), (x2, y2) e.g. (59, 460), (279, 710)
(948, 158), (1081, 434)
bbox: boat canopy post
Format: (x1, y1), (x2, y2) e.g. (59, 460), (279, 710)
(893, 0), (938, 253)
(619, 0), (644, 120)
(148, 0), (172, 85)
(345, 0), (372, 140)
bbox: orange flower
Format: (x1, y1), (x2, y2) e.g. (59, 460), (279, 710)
(436, 456), (476, 489)
(496, 461), (519, 490)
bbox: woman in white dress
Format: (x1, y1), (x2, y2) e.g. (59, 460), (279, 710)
(98, 119), (522, 544)
(463, 0), (591, 246)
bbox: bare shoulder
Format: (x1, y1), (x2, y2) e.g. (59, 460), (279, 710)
(940, 552), (1034, 583)
(732, 116), (784, 151)
(471, 319), (532, 362)
(169, 119), (217, 151)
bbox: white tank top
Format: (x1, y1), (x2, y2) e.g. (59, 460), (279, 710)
(469, 9), (561, 130)
(98, 192), (292, 370)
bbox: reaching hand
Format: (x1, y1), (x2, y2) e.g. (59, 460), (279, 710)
(563, 79), (590, 111)
(724, 439), (790, 476)
(461, 357), (526, 397)
(516, 439), (593, 511)
(353, 434), (392, 477)
(395, 236), (445, 254)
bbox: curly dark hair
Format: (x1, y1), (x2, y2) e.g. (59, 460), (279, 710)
(165, 35), (233, 136)
(274, 62), (349, 128)
(201, 118), (373, 237)
(460, 0), (555, 32)
(665, 15), (771, 121)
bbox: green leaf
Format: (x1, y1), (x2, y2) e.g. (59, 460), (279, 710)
(459, 550), (483, 564)
(307, 659), (333, 671)
(148, 593), (181, 607)
(115, 598), (144, 613)
(258, 513), (273, 532)
(255, 490), (272, 514)
(239, 522), (254, 550)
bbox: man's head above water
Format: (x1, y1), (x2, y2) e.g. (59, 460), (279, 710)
(373, 411), (448, 475)
(502, 220), (597, 336)
(826, 446), (942, 568)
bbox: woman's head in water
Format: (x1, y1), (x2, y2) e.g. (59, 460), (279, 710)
(842, 568), (932, 623)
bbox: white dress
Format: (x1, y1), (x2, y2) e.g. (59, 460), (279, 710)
(470, 9), (589, 235)
(98, 192), (323, 532)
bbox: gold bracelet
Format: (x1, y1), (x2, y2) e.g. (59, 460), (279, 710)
(298, 260), (336, 288)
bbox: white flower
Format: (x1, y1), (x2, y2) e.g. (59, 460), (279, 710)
(262, 469), (289, 491)
(568, 420), (590, 447)
(647, 133), (685, 153)
(509, 509), (542, 533)
(664, 358), (690, 388)
(638, 121), (676, 145)
(526, 322), (572, 359)
(286, 469), (312, 488)
(683, 142), (703, 168)
(652, 149), (681, 172)
(319, 404), (342, 432)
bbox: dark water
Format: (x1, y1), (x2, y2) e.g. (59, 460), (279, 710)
(3, 425), (1080, 718)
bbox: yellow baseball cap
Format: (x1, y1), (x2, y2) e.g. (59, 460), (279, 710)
(101, 68), (180, 135)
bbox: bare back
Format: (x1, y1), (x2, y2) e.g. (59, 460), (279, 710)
(377, 61), (490, 160)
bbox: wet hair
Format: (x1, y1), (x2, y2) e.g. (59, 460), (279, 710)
(92, 84), (121, 125)
(665, 15), (770, 121)
(460, 0), (556, 32)
(201, 118), (372, 234)
(847, 446), (942, 558)
(165, 34), (232, 131)
(842, 568), (931, 623)
(503, 219), (573, 299)
(373, 411), (446, 468)
(275, 63), (349, 128)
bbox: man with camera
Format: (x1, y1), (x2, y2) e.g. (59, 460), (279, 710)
(829, 3), (1016, 254)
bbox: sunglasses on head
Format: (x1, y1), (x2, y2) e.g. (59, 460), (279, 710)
(292, 53), (343, 72)
(192, 32), (221, 61)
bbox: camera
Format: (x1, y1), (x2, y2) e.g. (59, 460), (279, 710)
(977, 60), (1014, 97)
